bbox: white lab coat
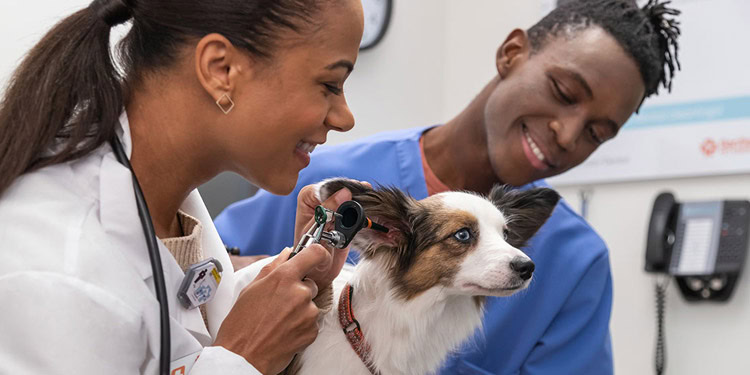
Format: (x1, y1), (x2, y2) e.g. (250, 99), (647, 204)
(0, 114), (261, 374)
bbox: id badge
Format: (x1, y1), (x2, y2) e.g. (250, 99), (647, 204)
(177, 258), (223, 309)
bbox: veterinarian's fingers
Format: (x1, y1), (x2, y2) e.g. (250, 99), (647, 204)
(321, 187), (352, 211)
(328, 246), (350, 280)
(301, 277), (319, 299)
(307, 243), (333, 272)
(331, 246), (349, 269)
(282, 243), (331, 280)
(277, 247), (293, 260)
(297, 185), (319, 213)
(294, 185), (319, 242)
(257, 248), (292, 279)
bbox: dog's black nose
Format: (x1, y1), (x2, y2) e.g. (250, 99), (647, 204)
(510, 257), (535, 280)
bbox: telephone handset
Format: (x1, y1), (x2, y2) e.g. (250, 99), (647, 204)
(644, 191), (750, 301)
(645, 193), (679, 273)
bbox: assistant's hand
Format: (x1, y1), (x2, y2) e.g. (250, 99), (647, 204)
(215, 246), (329, 375)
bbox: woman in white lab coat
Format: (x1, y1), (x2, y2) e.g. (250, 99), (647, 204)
(0, 0), (363, 374)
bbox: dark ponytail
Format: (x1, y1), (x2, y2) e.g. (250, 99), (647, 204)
(0, 0), (325, 197)
(0, 1), (129, 196)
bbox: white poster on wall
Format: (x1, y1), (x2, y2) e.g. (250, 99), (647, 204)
(543, 0), (750, 186)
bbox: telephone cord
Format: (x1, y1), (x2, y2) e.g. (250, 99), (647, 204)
(655, 276), (670, 375)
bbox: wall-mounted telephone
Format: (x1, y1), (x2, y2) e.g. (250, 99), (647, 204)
(645, 192), (750, 301)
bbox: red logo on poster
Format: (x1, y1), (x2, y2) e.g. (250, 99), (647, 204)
(701, 138), (717, 156)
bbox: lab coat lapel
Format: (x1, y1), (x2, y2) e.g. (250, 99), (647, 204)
(99, 113), (212, 345)
(179, 189), (237, 339)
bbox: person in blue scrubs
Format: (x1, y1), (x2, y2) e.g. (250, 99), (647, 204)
(215, 1), (682, 374)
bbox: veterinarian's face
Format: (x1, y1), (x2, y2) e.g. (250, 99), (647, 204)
(221, 0), (363, 195)
(483, 27), (644, 186)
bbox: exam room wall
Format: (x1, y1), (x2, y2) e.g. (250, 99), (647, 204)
(4, 2), (750, 375)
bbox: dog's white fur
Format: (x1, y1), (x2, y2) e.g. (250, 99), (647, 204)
(286, 181), (536, 375)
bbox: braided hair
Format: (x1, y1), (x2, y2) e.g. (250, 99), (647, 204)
(528, 0), (681, 100)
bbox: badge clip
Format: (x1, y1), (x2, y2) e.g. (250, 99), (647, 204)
(177, 258), (223, 309)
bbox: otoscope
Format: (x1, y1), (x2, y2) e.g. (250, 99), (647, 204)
(289, 200), (388, 258)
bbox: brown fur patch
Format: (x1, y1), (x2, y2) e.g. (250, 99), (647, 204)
(392, 205), (481, 300)
(393, 242), (463, 300)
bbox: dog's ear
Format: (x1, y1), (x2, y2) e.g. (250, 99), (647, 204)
(316, 178), (416, 265)
(349, 187), (415, 263)
(490, 185), (560, 248)
(316, 178), (374, 202)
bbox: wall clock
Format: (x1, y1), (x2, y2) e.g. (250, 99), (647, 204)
(360, 0), (392, 50)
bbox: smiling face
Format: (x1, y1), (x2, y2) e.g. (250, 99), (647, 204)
(483, 27), (645, 186)
(220, 0), (364, 194)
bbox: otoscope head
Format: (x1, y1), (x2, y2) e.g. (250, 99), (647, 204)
(311, 201), (390, 249)
(334, 201), (366, 248)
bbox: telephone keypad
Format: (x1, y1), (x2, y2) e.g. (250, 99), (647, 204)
(715, 201), (750, 273)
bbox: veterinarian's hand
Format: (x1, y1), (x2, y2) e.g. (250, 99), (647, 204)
(295, 181), (370, 290)
(215, 246), (329, 375)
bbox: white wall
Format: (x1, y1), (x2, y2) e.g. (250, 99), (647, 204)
(0, 1), (91, 91)
(329, 0), (448, 144)
(442, 0), (542, 118)
(4, 1), (749, 374)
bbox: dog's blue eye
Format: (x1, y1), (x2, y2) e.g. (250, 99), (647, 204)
(453, 228), (472, 243)
(503, 228), (510, 241)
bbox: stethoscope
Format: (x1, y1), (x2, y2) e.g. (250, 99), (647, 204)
(110, 137), (171, 375)
(109, 136), (388, 375)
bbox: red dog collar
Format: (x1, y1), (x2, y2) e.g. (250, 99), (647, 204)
(338, 283), (380, 375)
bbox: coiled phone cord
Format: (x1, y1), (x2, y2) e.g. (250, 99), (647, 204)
(655, 276), (670, 375)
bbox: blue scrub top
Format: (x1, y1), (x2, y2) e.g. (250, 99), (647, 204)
(215, 126), (614, 375)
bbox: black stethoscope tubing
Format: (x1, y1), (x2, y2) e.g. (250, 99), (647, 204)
(110, 137), (171, 375)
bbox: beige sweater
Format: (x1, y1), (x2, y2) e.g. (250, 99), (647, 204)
(162, 210), (204, 272)
(161, 210), (209, 327)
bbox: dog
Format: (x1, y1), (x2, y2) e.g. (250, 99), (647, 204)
(280, 178), (559, 375)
